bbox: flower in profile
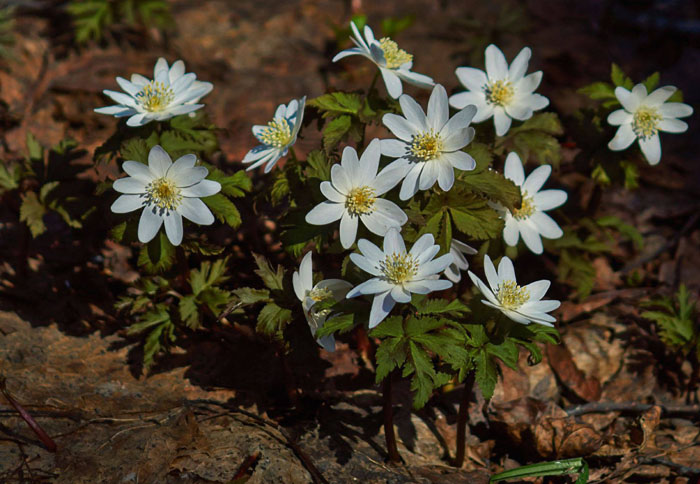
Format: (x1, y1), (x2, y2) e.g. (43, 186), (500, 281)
(449, 44), (549, 136)
(493, 152), (566, 254)
(110, 145), (221, 246)
(607, 84), (693, 165)
(333, 21), (434, 99)
(242, 97), (306, 173)
(95, 58), (213, 127)
(468, 255), (560, 326)
(444, 239), (478, 283)
(292, 251), (352, 352)
(380, 84), (477, 200)
(347, 228), (453, 328)
(305, 139), (408, 249)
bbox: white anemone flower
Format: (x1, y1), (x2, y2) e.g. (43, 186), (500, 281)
(444, 239), (478, 283)
(380, 84), (477, 200)
(332, 21), (434, 99)
(347, 228), (453, 328)
(292, 251), (352, 352)
(468, 255), (560, 326)
(242, 97), (306, 173)
(95, 58), (213, 127)
(607, 84), (693, 165)
(305, 139), (408, 249)
(494, 152), (567, 254)
(110, 145), (221, 246)
(449, 44), (549, 137)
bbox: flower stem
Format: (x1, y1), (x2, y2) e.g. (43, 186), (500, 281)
(289, 147), (298, 163)
(383, 373), (401, 463)
(453, 370), (475, 468)
(368, 70), (380, 95)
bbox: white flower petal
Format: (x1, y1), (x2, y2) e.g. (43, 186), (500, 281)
(167, 153), (197, 179)
(369, 291), (396, 328)
(418, 160), (439, 190)
(357, 239), (385, 263)
(442, 127), (476, 152)
(659, 102), (693, 118)
(380, 68), (403, 99)
(113, 177), (147, 194)
(383, 228), (406, 254)
(178, 197), (215, 225)
(103, 90), (137, 108)
(505, 102), (533, 121)
(614, 86), (640, 112)
(607, 109), (632, 126)
(503, 218), (520, 246)
(330, 164), (352, 194)
(485, 44), (508, 80)
(332, 47), (366, 62)
(383, 113), (417, 141)
(397, 70), (435, 89)
(645, 86), (676, 106)
(534, 189), (567, 211)
(121, 161), (153, 183)
(483, 255), (499, 291)
(523, 280), (550, 302)
(436, 161), (455, 191)
(305, 201), (344, 225)
(340, 146), (361, 182)
(380, 139), (407, 158)
(427, 85), (449, 131)
(514, 71), (542, 95)
(371, 165), (407, 195)
(508, 47), (531, 80)
(497, 256), (516, 283)
(658, 118), (688, 133)
(339, 211), (359, 249)
(455, 67), (488, 92)
(163, 210), (183, 246)
(138, 206), (164, 243)
(350, 253), (382, 277)
(522, 165), (552, 195)
(399, 163), (422, 200)
(115, 77), (141, 97)
(493, 107), (512, 136)
(418, 254), (454, 277)
(399, 94), (428, 132)
(111, 194), (144, 213)
(359, 138), (382, 184)
(472, 103), (495, 123)
(126, 113), (149, 127)
(519, 221), (544, 254)
(448, 91), (487, 113)
(94, 105), (134, 117)
(320, 181), (345, 203)
(440, 105), (476, 139)
(639, 134), (661, 165)
(608, 124), (637, 151)
(148, 145), (172, 178)
(410, 233), (435, 258)
(441, 150), (476, 172)
(530, 211), (563, 239)
(180, 180), (221, 198)
(504, 152), (525, 185)
(391, 285), (412, 303)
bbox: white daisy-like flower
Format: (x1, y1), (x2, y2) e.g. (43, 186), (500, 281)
(242, 97), (306, 174)
(448, 44), (549, 137)
(494, 152), (567, 255)
(95, 58), (213, 127)
(305, 139), (408, 249)
(607, 84), (693, 165)
(380, 84), (477, 200)
(110, 145), (221, 246)
(332, 21), (434, 99)
(468, 255), (560, 326)
(292, 251), (353, 352)
(347, 228), (453, 328)
(444, 239), (478, 283)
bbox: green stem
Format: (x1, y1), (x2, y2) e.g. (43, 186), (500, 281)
(288, 147), (298, 163)
(368, 70), (380, 96)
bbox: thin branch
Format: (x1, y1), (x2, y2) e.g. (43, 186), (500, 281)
(565, 401), (700, 417)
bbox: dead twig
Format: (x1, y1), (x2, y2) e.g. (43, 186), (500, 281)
(565, 401), (700, 417)
(186, 399), (329, 484)
(0, 377), (57, 452)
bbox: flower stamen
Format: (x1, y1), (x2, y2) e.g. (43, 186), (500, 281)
(512, 193), (536, 220)
(632, 106), (661, 140)
(410, 130), (443, 162)
(379, 37), (413, 69)
(345, 186), (376, 216)
(145, 177), (182, 211)
(136, 81), (175, 112)
(259, 119), (293, 148)
(380, 252), (418, 284)
(308, 287), (333, 302)
(484, 80), (514, 106)
(496, 280), (530, 310)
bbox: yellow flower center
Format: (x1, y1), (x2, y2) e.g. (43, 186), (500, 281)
(308, 287), (333, 302)
(496, 280), (530, 310)
(632, 106), (661, 139)
(485, 80), (514, 106)
(345, 186), (376, 215)
(511, 193), (536, 220)
(136, 81), (175, 112)
(259, 118), (293, 148)
(380, 252), (418, 284)
(145, 177), (182, 211)
(410, 131), (443, 162)
(379, 37), (413, 69)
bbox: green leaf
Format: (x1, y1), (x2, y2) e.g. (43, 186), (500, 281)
(578, 81), (616, 101)
(19, 192), (47, 237)
(0, 162), (20, 192)
(448, 193), (503, 240)
(643, 72), (660, 92)
(25, 132), (44, 162)
(233, 287), (271, 305)
(412, 297), (470, 317)
(120, 138), (150, 164)
(305, 150), (331, 181)
(206, 168), (252, 198)
(308, 92), (363, 117)
(474, 348), (498, 399)
(596, 215), (644, 249)
(137, 231), (176, 273)
(256, 302), (292, 339)
(611, 63), (633, 89)
(558, 249), (595, 300)
(322, 115), (353, 152)
(459, 155), (521, 211)
(490, 457), (589, 482)
(314, 313), (357, 338)
(253, 253), (285, 291)
(504, 113), (563, 166)
(189, 258), (230, 295)
(179, 294), (199, 328)
(202, 193), (242, 228)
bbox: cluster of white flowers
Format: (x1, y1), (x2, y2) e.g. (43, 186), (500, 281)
(96, 22), (692, 347)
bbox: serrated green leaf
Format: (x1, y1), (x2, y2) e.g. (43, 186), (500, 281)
(179, 294), (199, 328)
(121, 138), (150, 163)
(306, 150), (331, 181)
(448, 195), (503, 240)
(189, 257), (229, 295)
(578, 81), (616, 101)
(642, 72), (660, 92)
(137, 231), (176, 273)
(611, 63), (633, 89)
(253, 253), (285, 291)
(322, 115), (353, 152)
(202, 193), (242, 228)
(308, 92), (363, 117)
(19, 192), (47, 237)
(474, 349), (498, 399)
(234, 287), (271, 305)
(256, 302), (292, 339)
(412, 297), (470, 316)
